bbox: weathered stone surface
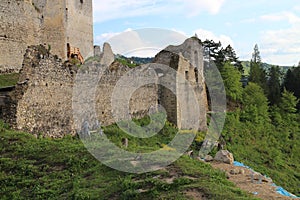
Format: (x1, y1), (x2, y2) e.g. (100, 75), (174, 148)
(1, 38), (209, 138)
(1, 44), (158, 137)
(94, 45), (101, 57)
(214, 150), (234, 164)
(100, 43), (115, 66)
(0, 0), (93, 73)
(204, 155), (214, 162)
(5, 45), (76, 137)
(154, 37), (207, 131)
(230, 169), (240, 175)
(96, 62), (158, 126)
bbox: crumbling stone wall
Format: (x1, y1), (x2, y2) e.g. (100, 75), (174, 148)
(154, 38), (208, 131)
(5, 45), (76, 137)
(2, 45), (158, 137)
(1, 37), (207, 137)
(0, 0), (93, 73)
(96, 62), (158, 126)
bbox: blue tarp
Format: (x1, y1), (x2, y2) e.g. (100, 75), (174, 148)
(233, 161), (299, 198)
(233, 161), (250, 169)
(276, 187), (299, 199)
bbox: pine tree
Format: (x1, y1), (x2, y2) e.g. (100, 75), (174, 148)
(268, 66), (281, 105)
(248, 44), (268, 95)
(277, 89), (299, 140)
(241, 83), (269, 123)
(220, 61), (243, 101)
(222, 45), (243, 72)
(284, 66), (300, 110)
(251, 44), (261, 63)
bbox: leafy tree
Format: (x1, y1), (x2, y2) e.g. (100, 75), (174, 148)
(268, 66), (281, 105)
(220, 62), (243, 101)
(241, 83), (269, 123)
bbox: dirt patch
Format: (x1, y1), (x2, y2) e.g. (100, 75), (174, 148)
(211, 161), (294, 200)
(184, 188), (208, 200)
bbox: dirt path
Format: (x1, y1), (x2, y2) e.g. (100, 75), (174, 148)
(210, 161), (294, 200)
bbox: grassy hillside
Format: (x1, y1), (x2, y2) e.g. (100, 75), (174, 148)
(222, 112), (300, 196)
(0, 120), (257, 200)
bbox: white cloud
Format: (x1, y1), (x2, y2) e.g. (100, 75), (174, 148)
(293, 5), (300, 11)
(93, 0), (226, 23)
(96, 28), (234, 57)
(183, 0), (225, 16)
(194, 29), (234, 47)
(94, 28), (133, 45)
(95, 28), (187, 57)
(260, 12), (300, 25)
(259, 12), (300, 65)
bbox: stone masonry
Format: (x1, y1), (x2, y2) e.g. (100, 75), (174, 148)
(0, 0), (93, 73)
(1, 38), (208, 137)
(154, 37), (208, 131)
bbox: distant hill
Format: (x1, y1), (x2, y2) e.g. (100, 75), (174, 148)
(114, 55), (294, 77)
(115, 54), (153, 67)
(241, 61), (293, 76)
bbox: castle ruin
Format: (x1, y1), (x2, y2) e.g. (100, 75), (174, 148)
(0, 0), (93, 73)
(0, 38), (208, 137)
(0, 1), (208, 137)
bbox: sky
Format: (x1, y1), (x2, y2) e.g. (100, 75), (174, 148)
(92, 0), (300, 66)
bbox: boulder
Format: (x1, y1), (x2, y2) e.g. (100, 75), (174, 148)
(230, 169), (239, 175)
(214, 150), (234, 164)
(204, 155), (214, 162)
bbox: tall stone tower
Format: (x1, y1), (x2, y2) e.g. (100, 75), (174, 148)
(154, 38), (208, 131)
(0, 0), (94, 73)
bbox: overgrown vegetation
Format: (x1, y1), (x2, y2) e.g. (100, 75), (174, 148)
(0, 120), (257, 199)
(116, 57), (138, 68)
(0, 73), (19, 88)
(216, 43), (300, 196)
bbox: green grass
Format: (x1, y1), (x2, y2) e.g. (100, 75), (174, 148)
(0, 120), (258, 200)
(0, 73), (19, 88)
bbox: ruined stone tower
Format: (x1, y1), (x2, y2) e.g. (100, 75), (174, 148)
(154, 38), (208, 131)
(0, 0), (93, 73)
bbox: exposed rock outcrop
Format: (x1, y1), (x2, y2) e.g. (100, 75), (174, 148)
(214, 150), (234, 164)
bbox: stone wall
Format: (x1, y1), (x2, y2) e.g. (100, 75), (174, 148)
(7, 45), (76, 137)
(0, 0), (40, 73)
(0, 0), (94, 73)
(154, 37), (208, 131)
(66, 0), (94, 59)
(96, 62), (158, 126)
(34, 0), (68, 60)
(1, 38), (208, 137)
(1, 45), (158, 137)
